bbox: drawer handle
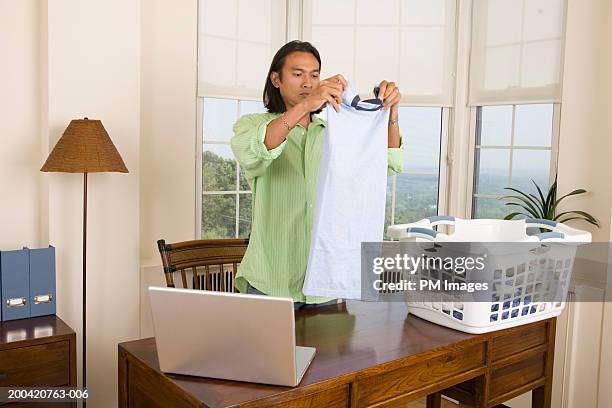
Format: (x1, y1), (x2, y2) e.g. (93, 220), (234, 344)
(6, 297), (27, 308)
(34, 294), (53, 304)
(0, 372), (7, 380)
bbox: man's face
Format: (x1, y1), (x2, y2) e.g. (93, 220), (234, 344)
(271, 51), (321, 109)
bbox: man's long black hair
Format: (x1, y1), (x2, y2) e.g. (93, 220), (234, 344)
(263, 40), (322, 114)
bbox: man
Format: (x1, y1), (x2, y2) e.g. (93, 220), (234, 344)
(231, 40), (403, 309)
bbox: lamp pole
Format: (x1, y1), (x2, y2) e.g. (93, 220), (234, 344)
(82, 172), (87, 406)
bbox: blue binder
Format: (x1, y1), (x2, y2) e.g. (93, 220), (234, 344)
(1, 248), (30, 321)
(29, 246), (56, 317)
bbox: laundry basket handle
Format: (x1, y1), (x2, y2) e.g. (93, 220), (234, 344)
(404, 227), (438, 241)
(535, 231), (566, 241)
(426, 215), (456, 226)
(525, 218), (558, 230)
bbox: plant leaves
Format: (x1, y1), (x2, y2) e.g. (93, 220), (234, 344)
(532, 179), (547, 211)
(557, 216), (600, 226)
(501, 188), (543, 218)
(551, 189), (587, 214)
(502, 187), (541, 207)
(526, 190), (545, 216)
(554, 210), (597, 222)
(504, 212), (526, 220)
(529, 193), (542, 206)
(501, 196), (542, 218)
(544, 180), (557, 219)
(554, 210), (599, 225)
(504, 202), (541, 218)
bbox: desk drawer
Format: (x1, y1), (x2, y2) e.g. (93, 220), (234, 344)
(491, 321), (547, 362)
(356, 343), (486, 407)
(490, 351), (545, 399)
(0, 341), (71, 386)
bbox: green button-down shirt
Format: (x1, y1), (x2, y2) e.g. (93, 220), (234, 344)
(230, 112), (403, 303)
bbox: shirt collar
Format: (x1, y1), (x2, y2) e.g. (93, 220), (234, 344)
(311, 114), (326, 128)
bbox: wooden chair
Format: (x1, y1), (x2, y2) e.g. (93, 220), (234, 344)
(157, 238), (249, 292)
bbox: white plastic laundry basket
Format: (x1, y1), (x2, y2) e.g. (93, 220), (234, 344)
(387, 217), (591, 334)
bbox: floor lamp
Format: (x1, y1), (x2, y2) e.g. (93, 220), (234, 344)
(41, 118), (128, 405)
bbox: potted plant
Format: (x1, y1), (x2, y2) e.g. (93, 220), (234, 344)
(500, 176), (599, 227)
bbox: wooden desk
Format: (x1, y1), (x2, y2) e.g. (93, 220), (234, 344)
(118, 301), (555, 408)
(0, 315), (77, 407)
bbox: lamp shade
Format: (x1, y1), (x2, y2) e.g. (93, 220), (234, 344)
(41, 118), (128, 173)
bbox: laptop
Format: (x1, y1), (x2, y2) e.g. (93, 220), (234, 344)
(148, 287), (316, 387)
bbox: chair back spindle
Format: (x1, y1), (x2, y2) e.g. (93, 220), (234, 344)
(156, 239), (249, 292)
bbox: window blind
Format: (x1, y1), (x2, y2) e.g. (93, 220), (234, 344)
(469, 0), (567, 105)
(197, 0), (286, 99)
(302, 0), (457, 106)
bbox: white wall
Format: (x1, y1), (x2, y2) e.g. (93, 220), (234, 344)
(2, 1), (196, 406)
(598, 216), (612, 407)
(554, 0), (612, 406)
(46, 1), (141, 408)
(557, 0), (612, 242)
(139, 0), (198, 340)
(139, 0), (198, 267)
(0, 0), (48, 249)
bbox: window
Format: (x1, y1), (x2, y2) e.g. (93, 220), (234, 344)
(200, 97), (266, 238)
(467, 0), (566, 219)
(387, 107), (443, 233)
(197, 0), (283, 238)
(197, 0), (455, 239)
(302, 0), (455, 236)
(471, 104), (558, 219)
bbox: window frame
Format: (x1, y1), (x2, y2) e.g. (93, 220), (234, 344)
(465, 103), (561, 218)
(195, 97), (262, 239)
(299, 1), (454, 228)
(447, 0), (564, 219)
(195, 0), (302, 239)
(386, 107), (450, 227)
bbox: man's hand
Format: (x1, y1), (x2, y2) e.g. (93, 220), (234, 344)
(377, 80), (401, 110)
(301, 74), (348, 113)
